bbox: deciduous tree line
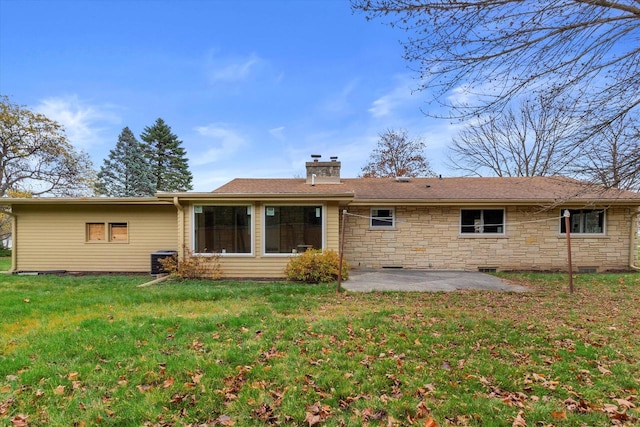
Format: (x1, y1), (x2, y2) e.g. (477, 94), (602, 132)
(354, 0), (640, 191)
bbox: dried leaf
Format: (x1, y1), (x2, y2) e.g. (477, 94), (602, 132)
(512, 410), (526, 427)
(10, 413), (28, 427)
(53, 385), (65, 395)
(162, 377), (174, 389)
(551, 410), (567, 420)
(424, 416), (438, 427)
(613, 398), (635, 409)
(304, 413), (321, 426)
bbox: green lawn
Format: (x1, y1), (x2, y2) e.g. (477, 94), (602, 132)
(1, 273), (638, 426)
(0, 257), (10, 272)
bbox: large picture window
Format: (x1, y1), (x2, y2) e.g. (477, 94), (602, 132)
(560, 209), (605, 234)
(194, 205), (252, 254)
(461, 209), (504, 234)
(265, 206), (322, 254)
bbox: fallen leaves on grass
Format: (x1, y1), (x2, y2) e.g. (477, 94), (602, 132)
(304, 402), (331, 426)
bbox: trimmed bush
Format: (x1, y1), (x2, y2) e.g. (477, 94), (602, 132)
(285, 249), (349, 283)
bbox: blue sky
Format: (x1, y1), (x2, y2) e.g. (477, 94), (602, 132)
(0, 0), (459, 191)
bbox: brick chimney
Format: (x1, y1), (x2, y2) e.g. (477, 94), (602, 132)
(306, 155), (341, 185)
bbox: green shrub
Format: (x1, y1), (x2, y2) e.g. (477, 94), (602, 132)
(159, 247), (222, 279)
(0, 247), (11, 257)
(285, 249), (349, 283)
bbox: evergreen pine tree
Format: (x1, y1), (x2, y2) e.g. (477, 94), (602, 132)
(140, 118), (193, 192)
(96, 127), (156, 197)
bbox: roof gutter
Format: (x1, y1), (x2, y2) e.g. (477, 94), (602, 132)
(630, 208), (640, 271)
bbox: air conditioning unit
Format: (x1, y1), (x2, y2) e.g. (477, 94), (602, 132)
(150, 250), (177, 275)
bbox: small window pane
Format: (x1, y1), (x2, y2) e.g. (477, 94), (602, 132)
(109, 223), (128, 241)
(461, 210), (481, 233)
(483, 210), (504, 233)
(87, 223), (105, 241)
(560, 209), (604, 234)
(371, 208), (394, 228)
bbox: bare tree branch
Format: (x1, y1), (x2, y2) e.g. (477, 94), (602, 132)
(352, 0), (640, 136)
(361, 128), (436, 177)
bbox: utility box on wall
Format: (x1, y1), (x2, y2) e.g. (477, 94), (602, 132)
(150, 250), (177, 275)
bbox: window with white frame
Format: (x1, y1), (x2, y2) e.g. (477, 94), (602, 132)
(460, 209), (504, 234)
(194, 205), (252, 254)
(560, 209), (605, 234)
(370, 208), (395, 228)
(264, 206), (322, 254)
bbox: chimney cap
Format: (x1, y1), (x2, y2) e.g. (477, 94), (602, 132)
(330, 156), (338, 162)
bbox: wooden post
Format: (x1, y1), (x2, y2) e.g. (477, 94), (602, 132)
(337, 209), (347, 293)
(564, 210), (574, 294)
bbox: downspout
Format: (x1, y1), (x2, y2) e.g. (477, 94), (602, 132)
(3, 209), (17, 274)
(630, 208), (640, 271)
(172, 197), (185, 260)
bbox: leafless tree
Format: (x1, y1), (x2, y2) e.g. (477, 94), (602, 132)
(575, 113), (640, 191)
(449, 98), (579, 177)
(361, 128), (435, 177)
(352, 1), (640, 168)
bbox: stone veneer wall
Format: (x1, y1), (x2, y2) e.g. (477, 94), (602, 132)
(342, 206), (638, 272)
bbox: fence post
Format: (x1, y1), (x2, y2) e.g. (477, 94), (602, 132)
(337, 209), (347, 293)
(564, 210), (574, 294)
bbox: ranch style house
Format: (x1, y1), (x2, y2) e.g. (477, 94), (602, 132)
(3, 155), (640, 277)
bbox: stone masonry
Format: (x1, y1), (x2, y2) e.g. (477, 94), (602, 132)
(342, 206), (638, 272)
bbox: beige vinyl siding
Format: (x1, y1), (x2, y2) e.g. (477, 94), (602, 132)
(13, 204), (177, 272)
(183, 201), (341, 278)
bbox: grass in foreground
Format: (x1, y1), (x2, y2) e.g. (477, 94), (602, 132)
(0, 257), (10, 272)
(0, 273), (638, 426)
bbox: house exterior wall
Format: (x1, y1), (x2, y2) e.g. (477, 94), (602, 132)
(343, 205), (637, 272)
(181, 201), (341, 278)
(12, 204), (178, 272)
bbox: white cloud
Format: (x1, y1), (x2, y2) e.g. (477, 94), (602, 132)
(191, 124), (247, 166)
(269, 126), (286, 139)
(34, 95), (121, 150)
(207, 52), (261, 83)
(368, 75), (417, 118)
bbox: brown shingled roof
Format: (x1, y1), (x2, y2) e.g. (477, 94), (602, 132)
(213, 176), (640, 205)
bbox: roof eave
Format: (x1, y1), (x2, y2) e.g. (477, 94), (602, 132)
(348, 198), (640, 206)
(0, 197), (170, 206)
(157, 192), (355, 202)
